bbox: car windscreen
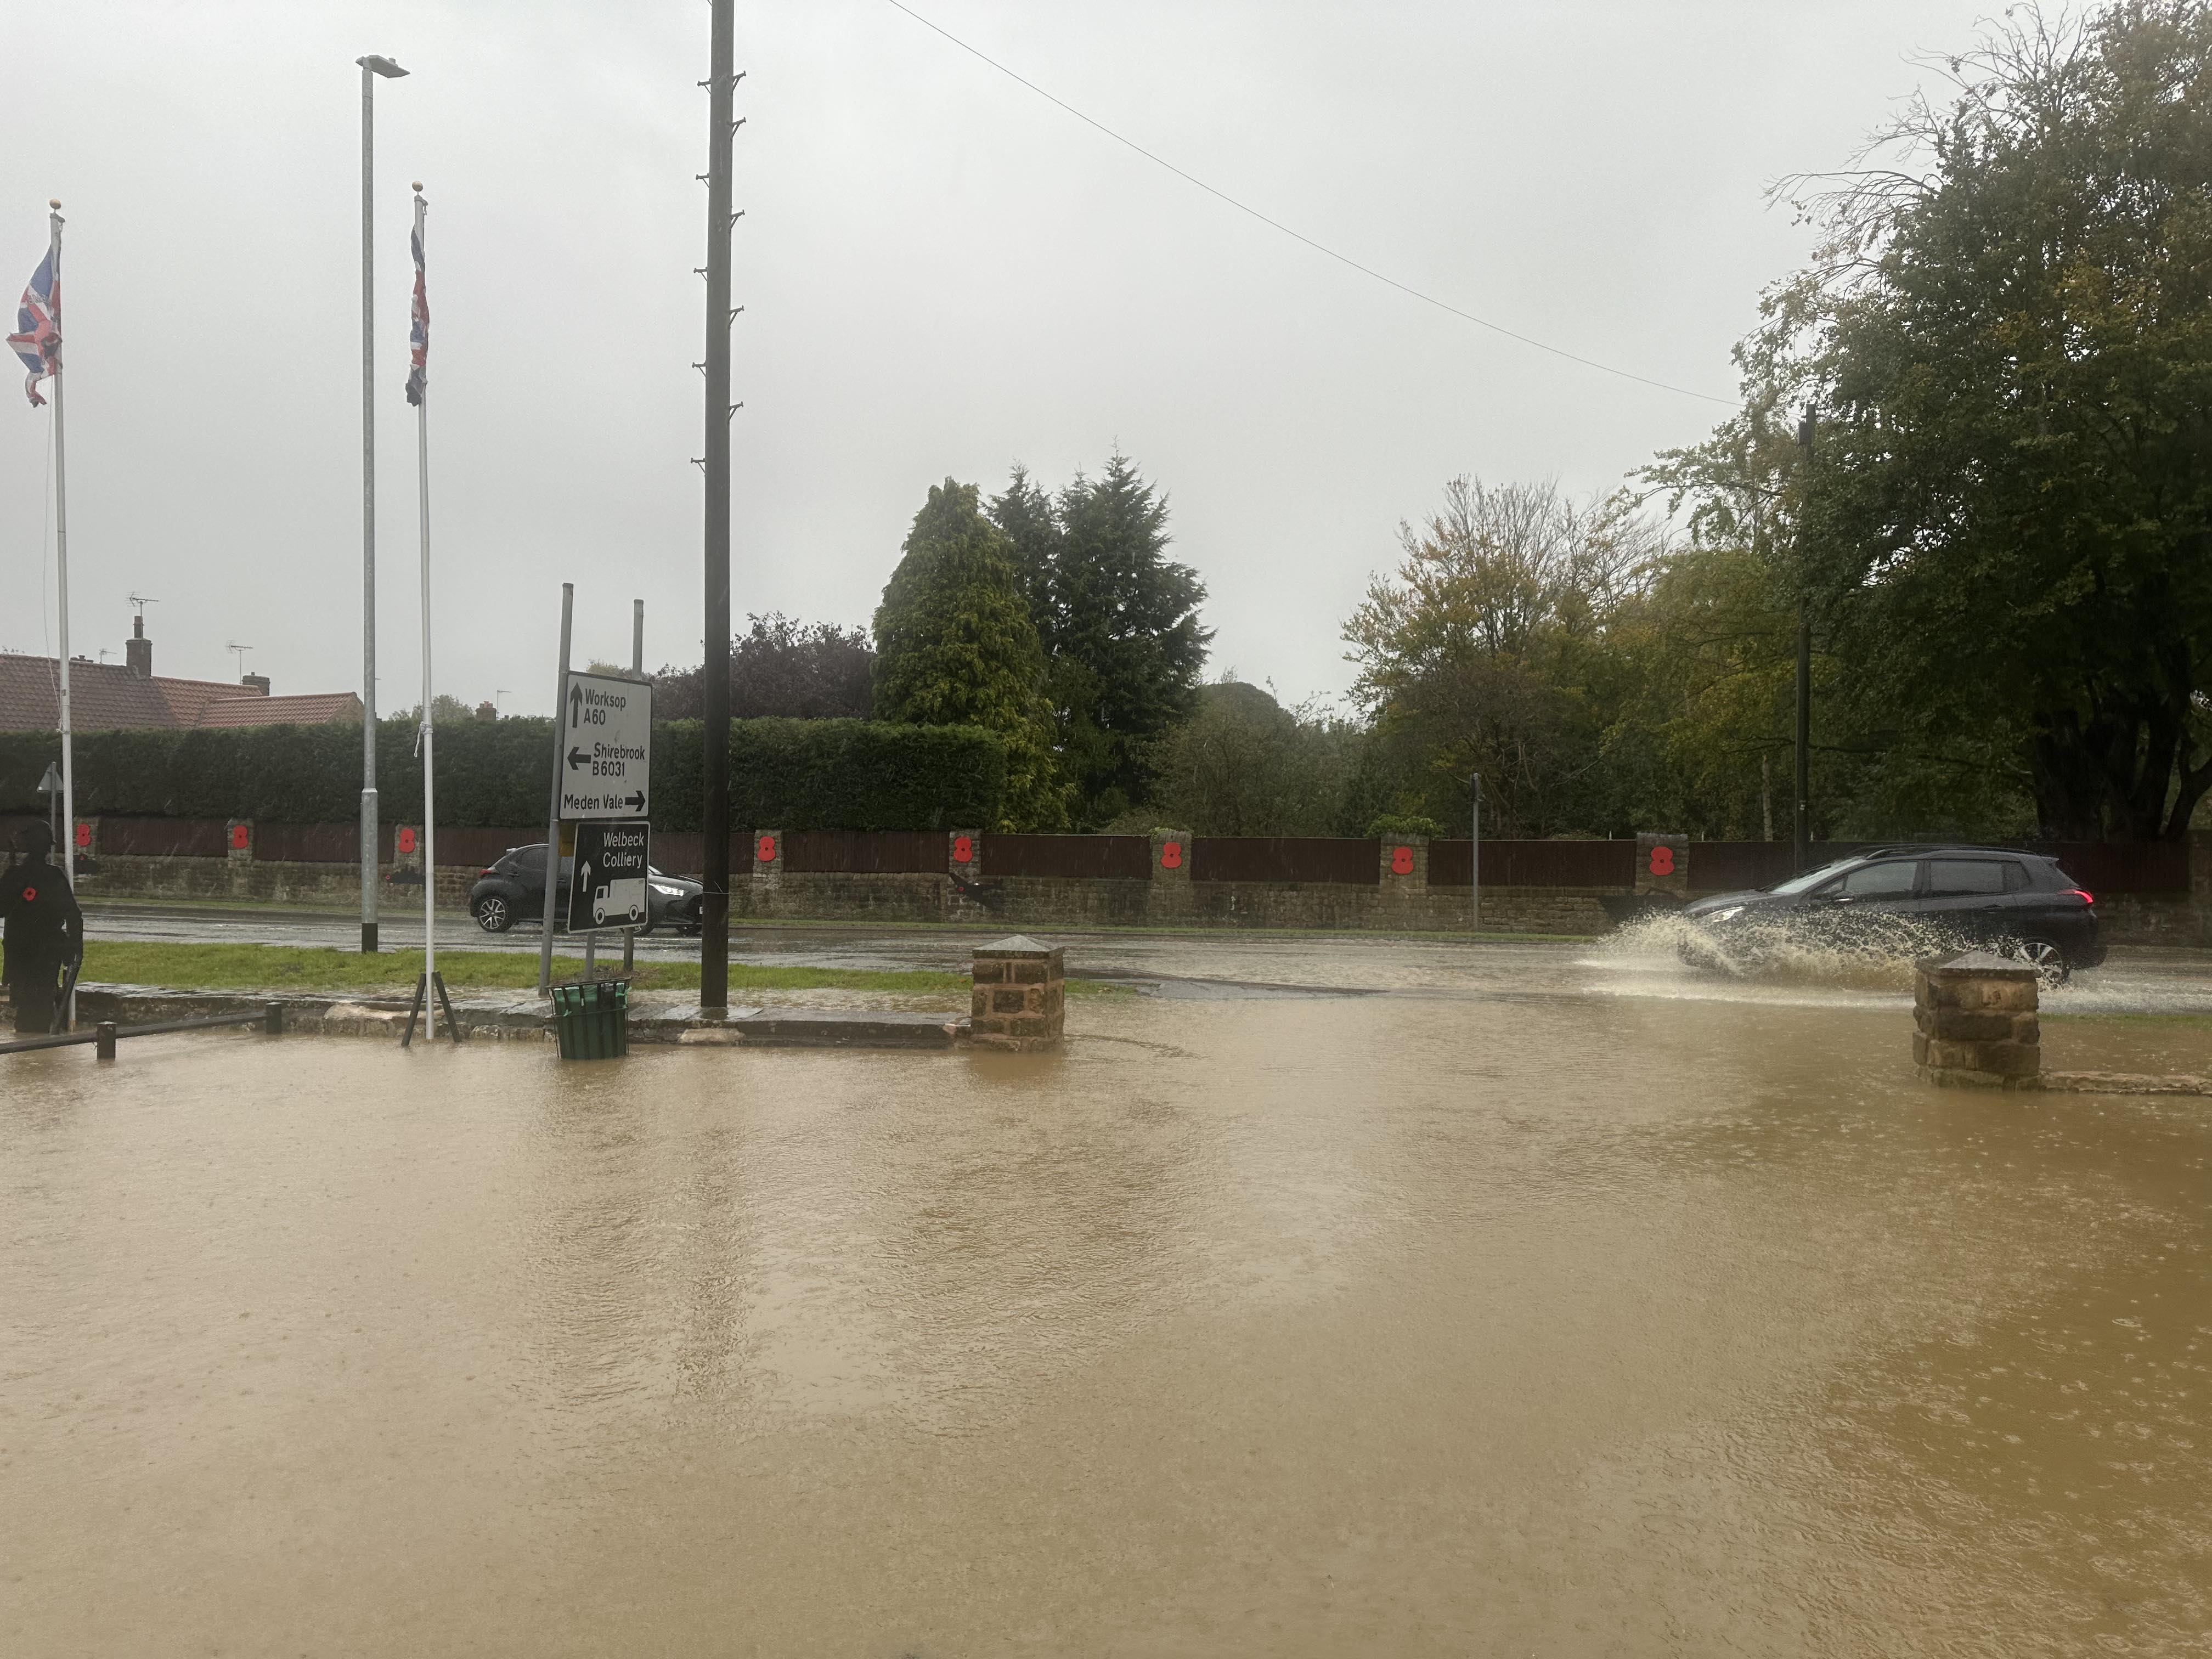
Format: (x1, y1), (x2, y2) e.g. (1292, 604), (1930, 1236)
(1768, 856), (1861, 896)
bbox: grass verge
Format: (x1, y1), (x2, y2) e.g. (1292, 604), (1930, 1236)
(76, 941), (974, 997)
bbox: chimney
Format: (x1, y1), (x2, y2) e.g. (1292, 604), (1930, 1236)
(240, 672), (272, 696)
(125, 614), (152, 679)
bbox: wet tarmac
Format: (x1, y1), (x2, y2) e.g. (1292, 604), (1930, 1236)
(5, 934), (2210, 1654)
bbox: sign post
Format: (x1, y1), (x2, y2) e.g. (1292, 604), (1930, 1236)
(537, 594), (652, 994)
(536, 585), (574, 995)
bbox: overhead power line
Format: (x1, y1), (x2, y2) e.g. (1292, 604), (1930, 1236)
(881, 0), (1737, 409)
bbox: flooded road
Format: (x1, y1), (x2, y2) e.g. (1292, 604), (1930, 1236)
(5, 940), (2210, 1654)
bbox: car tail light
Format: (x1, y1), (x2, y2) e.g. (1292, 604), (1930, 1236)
(479, 866), (496, 877)
(2068, 888), (2095, 906)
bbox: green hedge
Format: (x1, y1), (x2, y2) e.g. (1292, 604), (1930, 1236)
(0, 717), (1006, 832)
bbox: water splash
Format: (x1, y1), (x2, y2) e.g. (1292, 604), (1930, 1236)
(1595, 911), (2038, 993)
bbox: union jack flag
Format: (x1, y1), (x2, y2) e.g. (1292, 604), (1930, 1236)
(7, 246), (59, 408)
(405, 201), (427, 407)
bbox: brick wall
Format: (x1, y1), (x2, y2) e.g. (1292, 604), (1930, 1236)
(51, 834), (2212, 943)
(75, 855), (477, 911)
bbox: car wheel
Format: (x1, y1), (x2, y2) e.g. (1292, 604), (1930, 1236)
(473, 894), (514, 934)
(2015, 936), (2071, 988)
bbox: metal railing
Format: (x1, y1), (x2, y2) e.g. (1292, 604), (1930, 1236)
(1, 1001), (286, 1058)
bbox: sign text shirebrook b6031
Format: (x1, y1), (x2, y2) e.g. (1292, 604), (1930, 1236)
(558, 671), (652, 821)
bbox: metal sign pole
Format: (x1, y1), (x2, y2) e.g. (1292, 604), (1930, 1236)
(537, 584), (573, 994)
(624, 597), (642, 978)
(412, 185), (441, 1032)
(1471, 771), (1482, 934)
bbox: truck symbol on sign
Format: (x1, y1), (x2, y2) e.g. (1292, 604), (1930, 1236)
(592, 877), (646, 927)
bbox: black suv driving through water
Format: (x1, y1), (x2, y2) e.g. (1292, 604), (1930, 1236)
(1680, 845), (2104, 980)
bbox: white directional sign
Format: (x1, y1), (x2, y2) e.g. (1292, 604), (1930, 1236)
(558, 671), (652, 821)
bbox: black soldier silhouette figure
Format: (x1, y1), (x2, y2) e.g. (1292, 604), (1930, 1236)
(3, 822), (83, 1034)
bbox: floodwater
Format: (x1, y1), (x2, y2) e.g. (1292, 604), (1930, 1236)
(5, 938), (2210, 1655)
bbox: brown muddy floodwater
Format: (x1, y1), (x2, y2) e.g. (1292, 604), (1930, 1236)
(4, 939), (2210, 1656)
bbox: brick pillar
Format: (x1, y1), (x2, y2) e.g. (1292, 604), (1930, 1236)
(1380, 834), (1427, 906)
(949, 828), (981, 879)
(970, 934), (1064, 1051)
(947, 826), (984, 923)
(1635, 832), (1686, 898)
(1914, 951), (2040, 1087)
(226, 818), (255, 863)
(71, 816), (98, 861)
(751, 828), (782, 915)
(1149, 827), (1192, 921)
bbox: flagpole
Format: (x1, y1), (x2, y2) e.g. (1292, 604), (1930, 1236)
(411, 184), (439, 1031)
(47, 204), (72, 884)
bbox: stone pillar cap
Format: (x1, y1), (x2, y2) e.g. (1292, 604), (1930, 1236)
(975, 934), (1057, 957)
(1921, 950), (2039, 978)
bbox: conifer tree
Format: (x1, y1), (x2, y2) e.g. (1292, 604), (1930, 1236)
(873, 479), (1069, 830)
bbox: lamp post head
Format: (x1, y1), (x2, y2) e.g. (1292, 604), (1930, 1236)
(357, 54), (408, 78)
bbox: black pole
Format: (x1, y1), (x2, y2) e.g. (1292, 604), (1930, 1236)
(699, 0), (736, 1012)
(1793, 407), (1816, 873)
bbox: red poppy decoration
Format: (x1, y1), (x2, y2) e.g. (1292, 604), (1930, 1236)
(1648, 844), (1675, 877)
(230, 823), (250, 850)
(74, 822), (91, 848)
(756, 833), (777, 864)
(397, 827), (417, 855)
(1391, 844), (1414, 874)
(1160, 839), (1183, 870)
(20, 885), (36, 904)
(952, 833), (973, 865)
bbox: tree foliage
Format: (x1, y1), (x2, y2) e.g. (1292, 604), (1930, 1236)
(872, 478), (1069, 830)
(1344, 477), (1661, 837)
(990, 454), (1211, 825)
(1661, 0), (2212, 839)
(1146, 679), (1362, 836)
(656, 613), (874, 721)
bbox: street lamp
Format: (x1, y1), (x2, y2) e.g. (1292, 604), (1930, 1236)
(357, 51), (407, 953)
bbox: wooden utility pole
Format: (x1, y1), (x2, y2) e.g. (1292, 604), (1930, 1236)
(699, 0), (738, 1011)
(1794, 408), (1816, 873)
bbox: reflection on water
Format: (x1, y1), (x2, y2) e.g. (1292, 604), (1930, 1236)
(3, 951), (2209, 1656)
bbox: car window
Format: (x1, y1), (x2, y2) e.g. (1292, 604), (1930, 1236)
(1769, 855), (1861, 896)
(1839, 860), (1918, 898)
(1927, 859), (2006, 896)
(2003, 861), (2030, 893)
(515, 847), (546, 877)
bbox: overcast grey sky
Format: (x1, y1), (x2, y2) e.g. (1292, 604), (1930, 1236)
(0, 0), (1993, 716)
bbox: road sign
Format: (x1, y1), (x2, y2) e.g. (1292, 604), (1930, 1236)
(566, 820), (651, 932)
(558, 671), (652, 821)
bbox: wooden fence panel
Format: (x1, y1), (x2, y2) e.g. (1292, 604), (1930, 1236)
(2034, 840), (2190, 894)
(1428, 839), (1637, 889)
(254, 822), (356, 864)
(100, 816), (232, 859)
(1190, 837), (1380, 885)
(989, 834), (1151, 881)
(1688, 841), (1796, 894)
(784, 828), (945, 874)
